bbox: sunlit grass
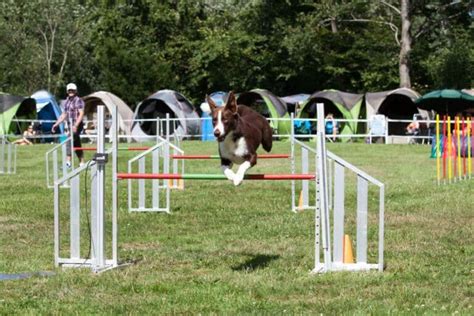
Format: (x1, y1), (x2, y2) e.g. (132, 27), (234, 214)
(0, 141), (472, 314)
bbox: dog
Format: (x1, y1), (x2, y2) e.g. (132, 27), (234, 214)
(207, 91), (273, 186)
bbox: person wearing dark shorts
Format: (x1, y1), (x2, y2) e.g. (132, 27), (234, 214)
(52, 83), (85, 167)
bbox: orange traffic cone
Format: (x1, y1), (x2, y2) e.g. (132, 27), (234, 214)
(343, 234), (355, 264)
(298, 190), (304, 211)
(168, 179), (184, 190)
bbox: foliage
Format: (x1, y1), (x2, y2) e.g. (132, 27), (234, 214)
(0, 0), (471, 104)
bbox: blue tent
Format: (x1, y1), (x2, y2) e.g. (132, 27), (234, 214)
(200, 92), (227, 141)
(31, 90), (64, 135)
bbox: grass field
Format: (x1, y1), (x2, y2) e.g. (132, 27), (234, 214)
(1, 141), (472, 314)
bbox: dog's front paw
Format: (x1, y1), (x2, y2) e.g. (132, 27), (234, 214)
(233, 174), (244, 186)
(224, 169), (235, 181)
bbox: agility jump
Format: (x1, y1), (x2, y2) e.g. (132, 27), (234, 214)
(54, 103), (385, 274)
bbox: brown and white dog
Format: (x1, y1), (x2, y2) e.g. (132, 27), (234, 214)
(207, 91), (273, 186)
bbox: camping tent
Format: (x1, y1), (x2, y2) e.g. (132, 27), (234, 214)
(200, 91), (227, 141)
(298, 90), (364, 139)
(236, 89), (291, 134)
(0, 93), (36, 135)
(83, 91), (134, 138)
(281, 94), (310, 114)
(131, 89), (200, 141)
(31, 90), (64, 135)
(365, 88), (424, 135)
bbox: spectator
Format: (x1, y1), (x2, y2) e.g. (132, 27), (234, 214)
(13, 125), (35, 145)
(325, 113), (339, 141)
(51, 83), (85, 168)
(406, 118), (420, 135)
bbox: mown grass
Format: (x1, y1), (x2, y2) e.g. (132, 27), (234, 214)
(0, 141), (472, 314)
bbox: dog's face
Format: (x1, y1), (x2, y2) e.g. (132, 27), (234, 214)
(207, 91), (238, 142)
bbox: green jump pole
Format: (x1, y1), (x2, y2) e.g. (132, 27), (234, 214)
(117, 173), (316, 180)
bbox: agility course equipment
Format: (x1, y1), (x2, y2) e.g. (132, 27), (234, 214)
(434, 114), (472, 184)
(0, 136), (16, 174)
(125, 118), (311, 213)
(118, 173), (315, 180)
(45, 136), (73, 188)
(171, 154), (290, 159)
(45, 113), (183, 189)
(54, 106), (119, 272)
(54, 103), (385, 274)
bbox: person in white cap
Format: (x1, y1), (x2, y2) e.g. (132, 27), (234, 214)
(52, 83), (85, 167)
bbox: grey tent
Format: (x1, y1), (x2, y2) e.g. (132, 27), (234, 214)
(365, 88), (426, 135)
(132, 89), (200, 141)
(281, 94), (310, 114)
(83, 91), (134, 137)
(299, 90), (364, 137)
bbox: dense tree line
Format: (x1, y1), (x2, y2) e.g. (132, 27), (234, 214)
(0, 0), (472, 107)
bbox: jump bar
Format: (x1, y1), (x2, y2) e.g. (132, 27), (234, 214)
(171, 154), (290, 159)
(74, 147), (150, 151)
(116, 173), (316, 180)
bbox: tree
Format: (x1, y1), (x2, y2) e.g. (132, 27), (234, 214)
(0, 0), (90, 95)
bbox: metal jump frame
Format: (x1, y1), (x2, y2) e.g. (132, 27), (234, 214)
(0, 136), (16, 174)
(54, 103), (384, 274)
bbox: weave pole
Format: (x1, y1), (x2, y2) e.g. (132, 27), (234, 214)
(469, 117), (472, 179)
(436, 114), (440, 185)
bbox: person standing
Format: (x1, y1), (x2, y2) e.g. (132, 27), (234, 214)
(52, 83), (85, 167)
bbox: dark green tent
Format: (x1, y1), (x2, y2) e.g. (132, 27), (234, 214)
(298, 90), (363, 139)
(237, 89), (291, 135)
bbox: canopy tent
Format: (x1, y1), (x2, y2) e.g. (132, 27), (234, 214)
(298, 90), (364, 139)
(83, 91), (134, 138)
(462, 89), (474, 115)
(236, 88), (291, 134)
(31, 90), (64, 135)
(366, 88), (425, 135)
(131, 89), (200, 141)
(416, 89), (474, 116)
(0, 93), (36, 135)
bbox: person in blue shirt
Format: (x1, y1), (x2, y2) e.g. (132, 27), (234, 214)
(325, 113), (339, 141)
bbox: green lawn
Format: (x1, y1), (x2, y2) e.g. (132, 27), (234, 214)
(1, 141), (472, 314)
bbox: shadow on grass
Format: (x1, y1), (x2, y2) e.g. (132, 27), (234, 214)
(231, 254), (280, 272)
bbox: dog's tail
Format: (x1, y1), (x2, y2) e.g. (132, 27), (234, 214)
(262, 123), (273, 152)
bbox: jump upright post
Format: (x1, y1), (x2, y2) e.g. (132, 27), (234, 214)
(54, 105), (120, 272)
(0, 135), (16, 174)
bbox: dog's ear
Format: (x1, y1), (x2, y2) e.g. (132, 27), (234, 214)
(206, 95), (217, 112)
(226, 91), (237, 114)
